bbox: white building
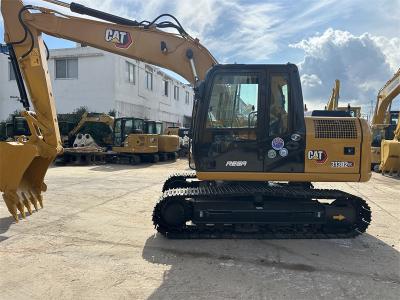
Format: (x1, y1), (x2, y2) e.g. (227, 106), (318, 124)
(0, 45), (194, 127)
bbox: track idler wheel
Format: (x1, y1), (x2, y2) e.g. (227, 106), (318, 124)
(153, 198), (191, 234)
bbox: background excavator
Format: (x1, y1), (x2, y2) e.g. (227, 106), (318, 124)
(1, 0), (372, 239)
(144, 120), (180, 161)
(66, 111), (114, 147)
(325, 79), (361, 118)
(370, 69), (400, 175)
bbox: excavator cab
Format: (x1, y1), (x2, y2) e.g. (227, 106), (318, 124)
(145, 121), (163, 135)
(113, 117), (145, 146)
(5, 116), (30, 140)
(192, 64), (306, 174)
(112, 117), (158, 156)
(145, 120), (180, 157)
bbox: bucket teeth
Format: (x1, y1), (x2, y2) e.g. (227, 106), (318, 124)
(38, 195), (44, 209)
(16, 202), (26, 219)
(22, 193), (33, 215)
(3, 192), (19, 222)
(29, 192), (39, 211)
(24, 200), (33, 215)
(2, 190), (44, 221)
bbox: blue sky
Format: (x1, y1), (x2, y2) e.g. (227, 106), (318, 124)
(1, 0), (399, 113)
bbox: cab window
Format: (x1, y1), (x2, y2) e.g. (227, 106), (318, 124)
(207, 74), (259, 129)
(134, 119), (143, 131)
(125, 119), (133, 134)
(269, 74), (289, 136)
(156, 123), (163, 135)
(114, 119), (122, 145)
(147, 122), (155, 134)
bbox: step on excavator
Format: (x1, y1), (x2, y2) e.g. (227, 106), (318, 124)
(0, 0), (372, 239)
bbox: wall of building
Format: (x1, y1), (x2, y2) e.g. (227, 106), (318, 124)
(0, 45), (194, 127)
(0, 52), (20, 120)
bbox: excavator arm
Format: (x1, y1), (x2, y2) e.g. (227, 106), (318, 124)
(370, 69), (400, 174)
(0, 0), (217, 221)
(371, 69), (400, 126)
(395, 117), (400, 141)
(326, 79), (340, 111)
(68, 112), (114, 139)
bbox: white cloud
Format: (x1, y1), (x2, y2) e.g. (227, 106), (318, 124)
(301, 74), (322, 87)
(11, 0), (280, 63)
(291, 28), (399, 113)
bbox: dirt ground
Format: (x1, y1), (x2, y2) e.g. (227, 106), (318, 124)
(0, 160), (399, 300)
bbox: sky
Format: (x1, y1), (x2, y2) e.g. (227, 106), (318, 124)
(1, 0), (399, 116)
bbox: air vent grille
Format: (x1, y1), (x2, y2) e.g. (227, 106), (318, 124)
(314, 119), (357, 139)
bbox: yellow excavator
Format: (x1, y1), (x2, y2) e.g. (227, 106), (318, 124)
(66, 111), (114, 147)
(1, 0), (372, 239)
(144, 120), (179, 161)
(110, 117), (159, 164)
(325, 79), (361, 118)
(371, 69), (400, 175)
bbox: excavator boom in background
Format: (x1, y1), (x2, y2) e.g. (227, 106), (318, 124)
(325, 79), (361, 118)
(370, 69), (400, 174)
(1, 0), (372, 239)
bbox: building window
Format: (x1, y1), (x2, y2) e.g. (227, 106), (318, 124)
(9, 62), (16, 80)
(146, 71), (153, 90)
(163, 80), (169, 96)
(127, 62), (135, 84)
(55, 58), (78, 79)
(185, 91), (190, 104)
(174, 86), (179, 100)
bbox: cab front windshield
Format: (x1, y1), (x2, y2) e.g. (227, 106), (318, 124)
(156, 123), (163, 135)
(207, 74), (258, 128)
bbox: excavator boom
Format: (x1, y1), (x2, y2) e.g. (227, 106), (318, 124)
(370, 69), (400, 174)
(0, 0), (216, 221)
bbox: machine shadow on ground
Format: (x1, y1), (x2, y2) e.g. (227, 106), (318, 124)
(0, 216), (14, 242)
(142, 234), (400, 299)
(52, 160), (184, 173)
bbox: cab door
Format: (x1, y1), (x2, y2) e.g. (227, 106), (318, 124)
(262, 68), (306, 173)
(195, 68), (267, 172)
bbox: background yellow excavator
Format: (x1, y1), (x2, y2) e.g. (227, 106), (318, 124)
(144, 120), (179, 161)
(370, 69), (400, 175)
(66, 111), (114, 147)
(1, 0), (372, 239)
(325, 79), (361, 118)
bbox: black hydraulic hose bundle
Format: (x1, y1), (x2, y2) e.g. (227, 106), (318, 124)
(6, 2), (188, 110)
(70, 2), (188, 35)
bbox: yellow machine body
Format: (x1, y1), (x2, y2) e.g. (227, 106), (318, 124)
(380, 139), (400, 174)
(164, 127), (180, 136)
(197, 117), (371, 182)
(158, 135), (180, 153)
(113, 134), (158, 154)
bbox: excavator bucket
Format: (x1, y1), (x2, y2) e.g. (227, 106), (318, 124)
(380, 140), (400, 175)
(0, 141), (53, 221)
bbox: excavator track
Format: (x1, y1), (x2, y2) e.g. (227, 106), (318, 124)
(153, 174), (371, 239)
(162, 171), (198, 191)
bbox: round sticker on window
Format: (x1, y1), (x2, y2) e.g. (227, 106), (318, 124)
(267, 149), (277, 159)
(279, 148), (288, 157)
(272, 137), (284, 150)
